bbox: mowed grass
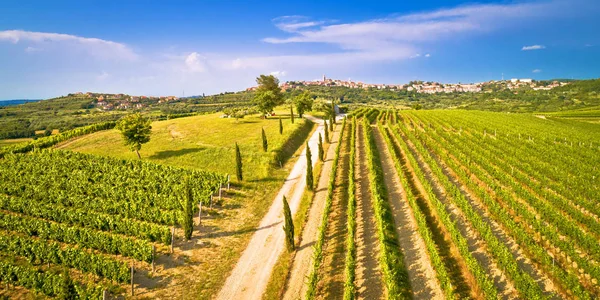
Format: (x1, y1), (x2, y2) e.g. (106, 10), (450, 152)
(58, 109), (315, 299)
(60, 111), (302, 181)
(0, 137), (33, 147)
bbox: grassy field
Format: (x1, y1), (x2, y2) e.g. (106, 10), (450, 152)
(0, 137), (33, 147)
(56, 109), (315, 299)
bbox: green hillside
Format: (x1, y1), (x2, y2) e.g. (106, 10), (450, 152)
(56, 109), (314, 298)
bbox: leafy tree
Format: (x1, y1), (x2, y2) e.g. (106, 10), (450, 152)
(279, 118), (283, 134)
(57, 270), (76, 300)
(253, 75), (283, 116)
(182, 178), (194, 240)
(282, 196), (294, 252)
(116, 113), (152, 159)
(318, 133), (324, 162)
(295, 91), (314, 118)
(235, 143), (243, 181)
(262, 128), (268, 152)
(305, 142), (314, 191)
(290, 105), (295, 124)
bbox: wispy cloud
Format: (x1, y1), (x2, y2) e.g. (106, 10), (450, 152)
(532, 69), (542, 73)
(272, 16), (326, 33)
(24, 46), (42, 53)
(270, 70), (287, 77)
(96, 71), (110, 80)
(0, 30), (138, 60)
(522, 44), (546, 51)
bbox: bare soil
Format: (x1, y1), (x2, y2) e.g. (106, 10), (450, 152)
(417, 134), (564, 298)
(215, 118), (327, 300)
(316, 123), (351, 299)
(353, 122), (384, 300)
(282, 120), (342, 300)
(371, 126), (444, 299)
(397, 130), (520, 299)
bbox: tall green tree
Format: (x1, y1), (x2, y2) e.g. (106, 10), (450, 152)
(235, 143), (243, 181)
(253, 75), (283, 116)
(116, 113), (152, 159)
(305, 142), (314, 191)
(295, 91), (314, 118)
(279, 118), (283, 135)
(261, 128), (268, 152)
(324, 120), (330, 143)
(330, 99), (336, 123)
(329, 116), (334, 131)
(282, 196), (295, 252)
(182, 178), (194, 240)
(318, 133), (324, 162)
(290, 105), (295, 124)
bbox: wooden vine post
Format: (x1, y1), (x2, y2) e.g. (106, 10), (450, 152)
(227, 174), (230, 190)
(152, 245), (156, 273)
(131, 265), (134, 296)
(103, 290), (108, 300)
(171, 226), (175, 254)
(219, 183), (222, 201)
(198, 202), (202, 226)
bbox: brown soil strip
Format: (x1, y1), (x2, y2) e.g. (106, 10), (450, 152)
(388, 128), (478, 299)
(353, 122), (384, 300)
(316, 123), (351, 299)
(397, 130), (519, 299)
(282, 123), (342, 300)
(371, 126), (444, 299)
(416, 135), (564, 298)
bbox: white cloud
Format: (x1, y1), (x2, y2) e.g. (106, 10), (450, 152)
(272, 16), (326, 33)
(532, 69), (542, 73)
(522, 45), (546, 51)
(425, 53), (431, 57)
(24, 46), (42, 53)
(0, 30), (137, 60)
(270, 71), (287, 77)
(97, 71), (110, 80)
(185, 52), (208, 72)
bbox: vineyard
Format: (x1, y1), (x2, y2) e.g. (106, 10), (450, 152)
(283, 108), (599, 299)
(0, 148), (225, 298)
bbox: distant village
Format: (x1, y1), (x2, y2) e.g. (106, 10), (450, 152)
(68, 92), (178, 111)
(247, 75), (569, 94)
(68, 76), (569, 112)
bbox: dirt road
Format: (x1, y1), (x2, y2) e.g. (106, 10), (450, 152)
(283, 117), (342, 300)
(217, 115), (341, 300)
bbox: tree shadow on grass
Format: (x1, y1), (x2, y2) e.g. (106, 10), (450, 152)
(149, 147), (204, 159)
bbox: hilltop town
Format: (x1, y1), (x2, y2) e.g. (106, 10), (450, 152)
(68, 92), (178, 111)
(247, 75), (569, 94)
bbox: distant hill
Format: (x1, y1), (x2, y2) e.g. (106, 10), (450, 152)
(0, 99), (41, 107)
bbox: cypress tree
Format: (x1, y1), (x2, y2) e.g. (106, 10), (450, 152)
(329, 116), (334, 131)
(182, 178), (194, 240)
(262, 128), (268, 152)
(331, 100), (336, 123)
(324, 120), (330, 143)
(290, 105), (295, 124)
(235, 143), (243, 181)
(279, 117), (283, 134)
(306, 142), (313, 191)
(318, 133), (324, 161)
(282, 196), (295, 252)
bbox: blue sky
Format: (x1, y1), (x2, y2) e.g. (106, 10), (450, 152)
(1, 0), (599, 99)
